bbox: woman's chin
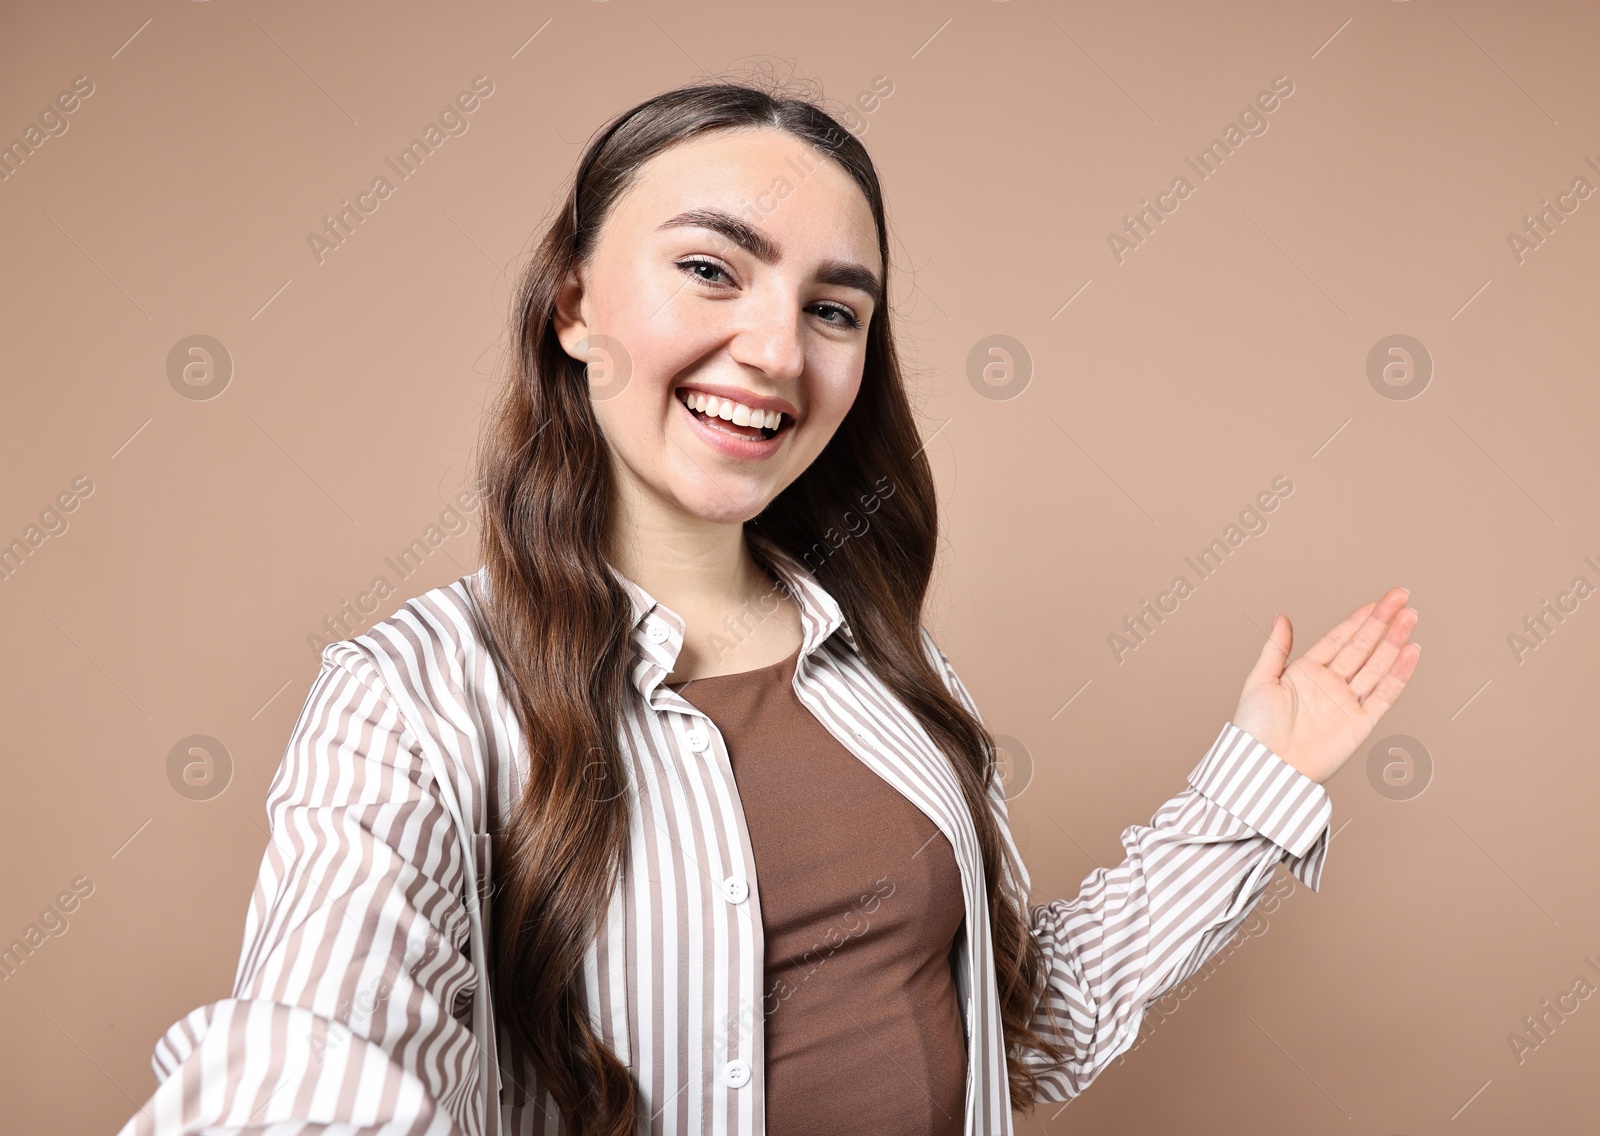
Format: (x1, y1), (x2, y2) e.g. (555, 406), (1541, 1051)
(670, 486), (778, 528)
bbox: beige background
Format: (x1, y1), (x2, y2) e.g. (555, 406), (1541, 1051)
(3, 0), (1598, 1132)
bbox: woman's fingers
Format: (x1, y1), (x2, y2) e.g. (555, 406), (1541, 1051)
(1356, 640), (1422, 720)
(1322, 588), (1412, 683)
(1298, 598), (1380, 670)
(1348, 605), (1420, 702)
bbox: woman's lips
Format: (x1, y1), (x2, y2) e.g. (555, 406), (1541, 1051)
(676, 391), (792, 460)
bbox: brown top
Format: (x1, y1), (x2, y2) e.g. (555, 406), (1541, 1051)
(667, 642), (966, 1136)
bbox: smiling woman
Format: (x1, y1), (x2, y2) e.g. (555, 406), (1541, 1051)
(119, 74), (1418, 1136)
(549, 125), (884, 542)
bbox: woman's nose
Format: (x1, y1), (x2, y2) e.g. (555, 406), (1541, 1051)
(729, 293), (806, 382)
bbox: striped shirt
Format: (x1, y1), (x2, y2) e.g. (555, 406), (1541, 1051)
(118, 530), (1332, 1136)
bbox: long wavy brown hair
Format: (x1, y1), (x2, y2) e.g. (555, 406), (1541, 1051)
(472, 74), (1067, 1133)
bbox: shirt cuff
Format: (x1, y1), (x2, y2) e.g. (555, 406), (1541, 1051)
(1187, 721), (1333, 863)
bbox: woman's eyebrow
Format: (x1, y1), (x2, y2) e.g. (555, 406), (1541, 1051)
(657, 207), (882, 306)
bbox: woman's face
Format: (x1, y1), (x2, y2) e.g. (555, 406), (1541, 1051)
(553, 126), (882, 531)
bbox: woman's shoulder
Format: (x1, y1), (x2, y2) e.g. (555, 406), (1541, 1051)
(318, 567), (498, 713)
(272, 569), (512, 844)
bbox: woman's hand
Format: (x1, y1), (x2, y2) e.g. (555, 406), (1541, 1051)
(1231, 587), (1421, 785)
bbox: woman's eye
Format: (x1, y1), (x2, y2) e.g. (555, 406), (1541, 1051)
(676, 257), (730, 286)
(813, 303), (862, 330)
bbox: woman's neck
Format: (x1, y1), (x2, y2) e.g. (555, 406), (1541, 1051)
(605, 515), (802, 682)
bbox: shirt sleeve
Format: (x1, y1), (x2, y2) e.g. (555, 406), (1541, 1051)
(919, 628), (1332, 1102)
(115, 643), (484, 1135)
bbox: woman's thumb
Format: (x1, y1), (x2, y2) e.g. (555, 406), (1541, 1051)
(1246, 613), (1292, 687)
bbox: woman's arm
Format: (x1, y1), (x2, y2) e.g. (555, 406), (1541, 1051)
(117, 643), (484, 1135)
(920, 629), (1331, 1102)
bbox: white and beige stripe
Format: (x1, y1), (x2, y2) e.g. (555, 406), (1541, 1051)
(118, 531), (1331, 1135)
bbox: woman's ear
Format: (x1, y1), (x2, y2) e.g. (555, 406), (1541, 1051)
(551, 265), (590, 361)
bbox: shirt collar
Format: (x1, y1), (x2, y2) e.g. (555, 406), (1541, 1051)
(604, 528), (859, 699)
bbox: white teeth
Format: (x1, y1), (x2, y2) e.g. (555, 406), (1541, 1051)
(680, 389), (784, 430)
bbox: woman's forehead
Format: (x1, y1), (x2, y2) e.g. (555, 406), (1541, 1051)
(609, 129), (879, 261)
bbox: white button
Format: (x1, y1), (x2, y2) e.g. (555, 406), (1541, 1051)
(723, 876), (748, 903)
(685, 728), (709, 752)
(722, 1058), (751, 1088)
(646, 622), (669, 643)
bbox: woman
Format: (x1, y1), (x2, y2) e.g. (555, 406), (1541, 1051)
(120, 79), (1419, 1136)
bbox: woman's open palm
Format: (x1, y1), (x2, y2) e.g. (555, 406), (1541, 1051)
(1231, 587), (1421, 785)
